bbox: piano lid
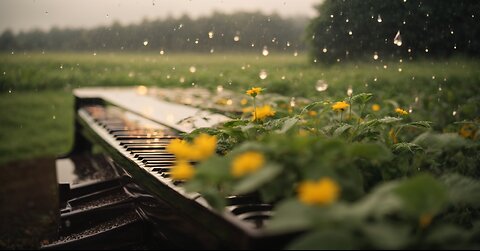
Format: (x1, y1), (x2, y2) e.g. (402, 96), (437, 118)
(74, 87), (231, 133)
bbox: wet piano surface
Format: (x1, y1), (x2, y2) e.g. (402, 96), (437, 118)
(45, 87), (297, 250)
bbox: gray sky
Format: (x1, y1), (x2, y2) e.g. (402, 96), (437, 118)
(0, 0), (321, 33)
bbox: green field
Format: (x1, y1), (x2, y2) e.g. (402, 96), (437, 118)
(1, 52), (479, 164)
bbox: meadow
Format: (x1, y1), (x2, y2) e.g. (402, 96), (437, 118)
(0, 52), (479, 164)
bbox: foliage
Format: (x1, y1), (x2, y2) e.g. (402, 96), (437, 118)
(307, 0), (480, 64)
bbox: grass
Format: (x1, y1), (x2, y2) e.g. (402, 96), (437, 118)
(0, 52), (479, 164)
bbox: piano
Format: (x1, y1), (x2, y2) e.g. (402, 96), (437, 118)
(44, 87), (297, 249)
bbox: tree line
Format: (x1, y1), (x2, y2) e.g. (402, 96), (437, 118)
(0, 12), (308, 53)
(307, 0), (480, 63)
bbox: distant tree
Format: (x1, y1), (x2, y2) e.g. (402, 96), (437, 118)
(0, 30), (16, 51)
(307, 0), (480, 64)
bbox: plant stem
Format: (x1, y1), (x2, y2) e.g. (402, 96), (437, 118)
(253, 97), (257, 123)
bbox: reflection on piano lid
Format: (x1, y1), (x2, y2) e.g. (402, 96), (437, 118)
(74, 87), (231, 133)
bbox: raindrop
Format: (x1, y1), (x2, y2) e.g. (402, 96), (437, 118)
(52, 115), (56, 120)
(330, 14), (334, 18)
(271, 37), (276, 43)
(8, 89), (12, 93)
(438, 85), (442, 91)
(373, 52), (379, 60)
(195, 39), (199, 44)
(143, 40), (149, 46)
(178, 24), (183, 29)
(383, 65), (388, 69)
(408, 48), (412, 53)
(425, 48), (429, 53)
(408, 107), (413, 113)
(293, 51), (298, 57)
(241, 66), (245, 70)
(322, 47), (328, 53)
(290, 97), (296, 107)
(191, 82), (195, 86)
(377, 14), (383, 23)
(347, 86), (353, 96)
(210, 48), (214, 53)
(128, 72), (134, 78)
(415, 96), (419, 103)
(166, 75), (170, 79)
(262, 46), (269, 56)
(393, 31), (402, 46)
(2, 72), (5, 75)
(160, 50), (165, 55)
(216, 85), (224, 93)
(189, 66), (196, 73)
(281, 76), (286, 80)
(60, 64), (63, 69)
(251, 43), (255, 47)
(453, 45), (457, 50)
(315, 80), (328, 92)
(208, 31), (214, 39)
(345, 18), (349, 23)
(286, 41), (291, 47)
(233, 35), (240, 42)
(432, 75), (436, 80)
(179, 77), (185, 83)
(398, 68), (402, 72)
(374, 77), (378, 82)
(452, 110), (457, 116)
(450, 30), (454, 35)
(259, 70), (268, 80)
(93, 52), (97, 56)
(226, 99), (233, 105)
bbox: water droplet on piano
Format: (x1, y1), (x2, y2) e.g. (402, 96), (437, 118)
(189, 66), (196, 73)
(377, 14), (382, 23)
(315, 80), (328, 92)
(143, 40), (149, 46)
(348, 30), (353, 36)
(262, 46), (269, 56)
(322, 47), (328, 53)
(136, 85), (148, 95)
(259, 70), (268, 80)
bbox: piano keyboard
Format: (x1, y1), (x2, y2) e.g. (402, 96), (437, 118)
(78, 104), (273, 233)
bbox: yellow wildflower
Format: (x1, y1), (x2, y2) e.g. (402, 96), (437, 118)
(246, 87), (263, 97)
(331, 101), (350, 112)
(191, 133), (217, 161)
(308, 110), (318, 117)
(419, 213), (433, 228)
(459, 124), (476, 139)
(170, 160), (195, 180)
(231, 151), (265, 177)
(297, 178), (340, 206)
(252, 105), (276, 121)
(371, 104), (381, 112)
(240, 98), (248, 106)
(395, 108), (409, 115)
(166, 139), (192, 160)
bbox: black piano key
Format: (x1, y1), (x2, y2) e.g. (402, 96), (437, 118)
(150, 167), (171, 173)
(115, 135), (178, 140)
(230, 204), (273, 215)
(141, 157), (176, 162)
(134, 153), (175, 159)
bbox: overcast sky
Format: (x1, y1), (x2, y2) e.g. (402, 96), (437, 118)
(0, 0), (321, 33)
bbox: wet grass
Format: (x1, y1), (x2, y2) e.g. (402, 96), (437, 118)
(0, 52), (479, 164)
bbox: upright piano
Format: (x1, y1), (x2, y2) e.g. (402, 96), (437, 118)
(45, 87), (297, 249)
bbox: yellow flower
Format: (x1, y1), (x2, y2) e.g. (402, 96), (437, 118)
(371, 104), (381, 112)
(459, 124), (476, 139)
(395, 108), (409, 115)
(331, 101), (350, 112)
(419, 213), (433, 228)
(166, 139), (192, 160)
(246, 87), (263, 97)
(240, 98), (248, 106)
(191, 133), (217, 161)
(297, 178), (340, 206)
(231, 151), (265, 177)
(252, 105), (276, 121)
(308, 110), (318, 117)
(242, 106), (254, 114)
(170, 160), (195, 180)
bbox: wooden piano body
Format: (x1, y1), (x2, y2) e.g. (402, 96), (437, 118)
(47, 87), (296, 249)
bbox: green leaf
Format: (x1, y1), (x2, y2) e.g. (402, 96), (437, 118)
(362, 222), (410, 249)
(378, 116), (403, 124)
(413, 132), (470, 151)
(233, 163), (282, 194)
(266, 199), (315, 233)
(223, 119), (249, 127)
(440, 174), (480, 207)
(347, 142), (392, 161)
(405, 120), (433, 129)
(333, 124), (352, 137)
(287, 230), (355, 250)
(351, 93), (373, 104)
(299, 101), (324, 115)
(392, 142), (424, 153)
(394, 174), (448, 216)
(277, 117), (299, 134)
